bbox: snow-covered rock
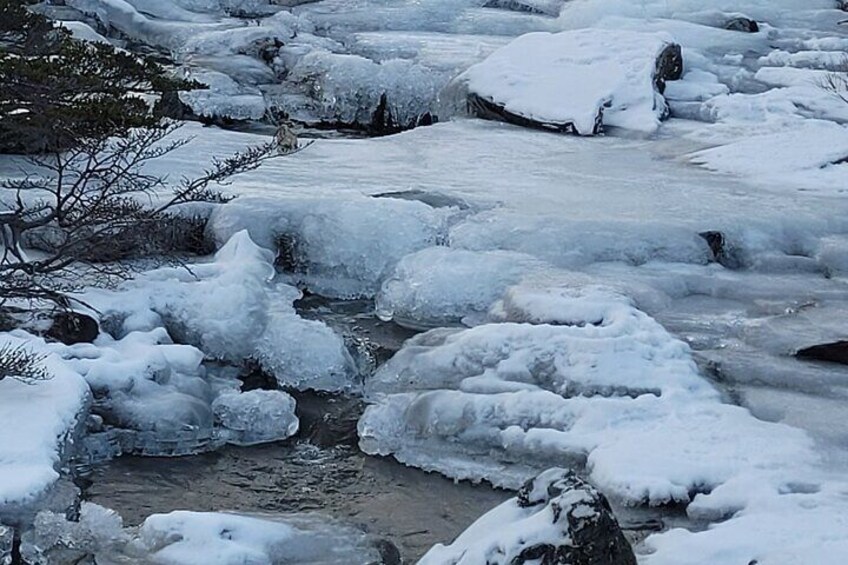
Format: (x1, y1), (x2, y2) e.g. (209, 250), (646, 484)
(459, 29), (682, 134)
(420, 468), (636, 565)
(20, 505), (382, 564)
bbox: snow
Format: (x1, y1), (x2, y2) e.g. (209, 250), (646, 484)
(0, 334), (90, 511)
(459, 29), (678, 134)
(7, 0), (848, 562)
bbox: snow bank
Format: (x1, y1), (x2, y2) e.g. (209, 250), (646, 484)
(459, 29), (681, 134)
(0, 334), (89, 511)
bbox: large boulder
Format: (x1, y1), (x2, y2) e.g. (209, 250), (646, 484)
(419, 468), (636, 565)
(460, 29), (682, 135)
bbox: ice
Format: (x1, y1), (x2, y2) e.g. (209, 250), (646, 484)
(208, 196), (457, 299)
(450, 210), (713, 269)
(19, 506), (381, 564)
(137, 511), (381, 564)
(0, 333), (90, 513)
(88, 231), (357, 393)
(21, 503), (128, 565)
(286, 51), (441, 128)
(179, 69), (268, 121)
(212, 389), (299, 446)
(375, 246), (548, 329)
(458, 29), (680, 134)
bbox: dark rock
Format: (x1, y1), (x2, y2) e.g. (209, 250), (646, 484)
(46, 311), (99, 345)
(372, 189), (470, 210)
(514, 469), (637, 565)
(482, 0), (561, 17)
(373, 538), (402, 565)
(725, 17), (760, 33)
(154, 90), (195, 121)
(699, 230), (726, 262)
(796, 341), (848, 365)
(468, 92), (599, 134)
(274, 232), (306, 273)
(653, 43), (684, 94)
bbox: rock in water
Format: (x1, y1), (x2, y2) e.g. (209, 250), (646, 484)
(796, 341), (848, 365)
(419, 468), (636, 565)
(459, 29), (682, 135)
(725, 17), (759, 33)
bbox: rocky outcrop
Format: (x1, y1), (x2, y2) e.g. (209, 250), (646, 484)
(419, 468), (636, 565)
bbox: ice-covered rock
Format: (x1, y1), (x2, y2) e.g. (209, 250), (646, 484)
(287, 51), (441, 132)
(213, 389), (299, 445)
(459, 29), (682, 134)
(420, 468), (636, 565)
(208, 196), (457, 299)
(375, 247), (548, 329)
(86, 231), (357, 392)
(137, 511), (382, 564)
(21, 503), (128, 565)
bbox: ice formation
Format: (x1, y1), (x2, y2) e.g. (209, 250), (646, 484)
(208, 196), (458, 298)
(212, 389), (299, 446)
(20, 505), (381, 564)
(361, 283), (815, 507)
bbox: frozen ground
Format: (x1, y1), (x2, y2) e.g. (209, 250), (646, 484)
(4, 0), (848, 564)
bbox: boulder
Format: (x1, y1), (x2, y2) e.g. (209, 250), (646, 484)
(461, 29), (682, 135)
(419, 468), (636, 565)
(46, 311), (99, 345)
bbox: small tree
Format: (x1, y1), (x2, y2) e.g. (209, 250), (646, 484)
(0, 1), (288, 315)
